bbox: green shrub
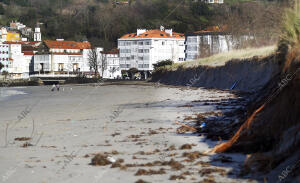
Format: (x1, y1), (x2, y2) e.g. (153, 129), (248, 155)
(153, 60), (174, 70)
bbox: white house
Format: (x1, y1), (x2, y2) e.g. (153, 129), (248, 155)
(185, 32), (230, 60)
(185, 26), (253, 60)
(0, 41), (40, 78)
(100, 49), (121, 79)
(33, 40), (91, 76)
(4, 42), (27, 78)
(118, 27), (185, 76)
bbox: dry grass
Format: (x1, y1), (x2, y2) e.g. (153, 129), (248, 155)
(164, 46), (276, 70)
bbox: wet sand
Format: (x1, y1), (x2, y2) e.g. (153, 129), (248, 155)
(0, 84), (257, 183)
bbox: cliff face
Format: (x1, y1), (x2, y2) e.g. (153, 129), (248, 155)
(151, 55), (280, 93)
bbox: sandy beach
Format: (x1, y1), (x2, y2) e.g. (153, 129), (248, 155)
(0, 83), (257, 183)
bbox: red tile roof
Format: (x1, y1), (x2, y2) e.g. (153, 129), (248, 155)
(23, 52), (35, 55)
(44, 40), (91, 49)
(4, 41), (22, 45)
(120, 29), (185, 39)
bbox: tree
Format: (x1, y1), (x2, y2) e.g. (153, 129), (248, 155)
(100, 53), (107, 78)
(0, 5), (4, 15)
(153, 60), (173, 70)
(88, 49), (99, 78)
(128, 67), (138, 79)
(110, 66), (117, 78)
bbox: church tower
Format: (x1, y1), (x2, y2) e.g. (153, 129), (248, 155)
(34, 27), (41, 42)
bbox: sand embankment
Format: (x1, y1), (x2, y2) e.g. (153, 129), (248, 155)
(152, 55), (280, 93)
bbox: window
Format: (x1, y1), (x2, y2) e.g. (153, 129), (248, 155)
(144, 49), (149, 53)
(145, 41), (151, 45)
(138, 42), (143, 45)
(162, 42), (165, 46)
(73, 63), (79, 72)
(118, 41), (125, 46)
(138, 57), (143, 60)
(58, 63), (64, 71)
(138, 49), (144, 53)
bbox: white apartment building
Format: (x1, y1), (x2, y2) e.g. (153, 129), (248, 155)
(185, 32), (231, 60)
(33, 40), (91, 75)
(5, 42), (29, 78)
(100, 49), (121, 79)
(185, 26), (253, 60)
(118, 27), (185, 74)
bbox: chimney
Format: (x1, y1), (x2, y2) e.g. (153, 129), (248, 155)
(165, 29), (173, 36)
(137, 29), (146, 36)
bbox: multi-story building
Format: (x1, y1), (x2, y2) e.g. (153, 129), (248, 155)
(0, 43), (9, 72)
(118, 27), (185, 76)
(100, 48), (121, 79)
(33, 40), (91, 75)
(5, 41), (28, 78)
(185, 26), (231, 60)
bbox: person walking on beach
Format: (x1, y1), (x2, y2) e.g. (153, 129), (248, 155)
(51, 84), (56, 91)
(56, 84), (60, 91)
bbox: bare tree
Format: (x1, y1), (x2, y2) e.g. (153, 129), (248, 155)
(100, 53), (107, 78)
(88, 49), (99, 78)
(110, 67), (117, 78)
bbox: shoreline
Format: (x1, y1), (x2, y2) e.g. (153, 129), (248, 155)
(0, 84), (258, 183)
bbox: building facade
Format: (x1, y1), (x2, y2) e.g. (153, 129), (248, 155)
(118, 28), (185, 73)
(100, 49), (121, 79)
(185, 32), (231, 60)
(5, 42), (29, 78)
(185, 26), (253, 60)
(0, 43), (9, 72)
(33, 40), (91, 75)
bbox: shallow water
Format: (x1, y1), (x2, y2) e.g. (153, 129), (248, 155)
(0, 88), (27, 101)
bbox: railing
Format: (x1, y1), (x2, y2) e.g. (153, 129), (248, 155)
(30, 73), (78, 78)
